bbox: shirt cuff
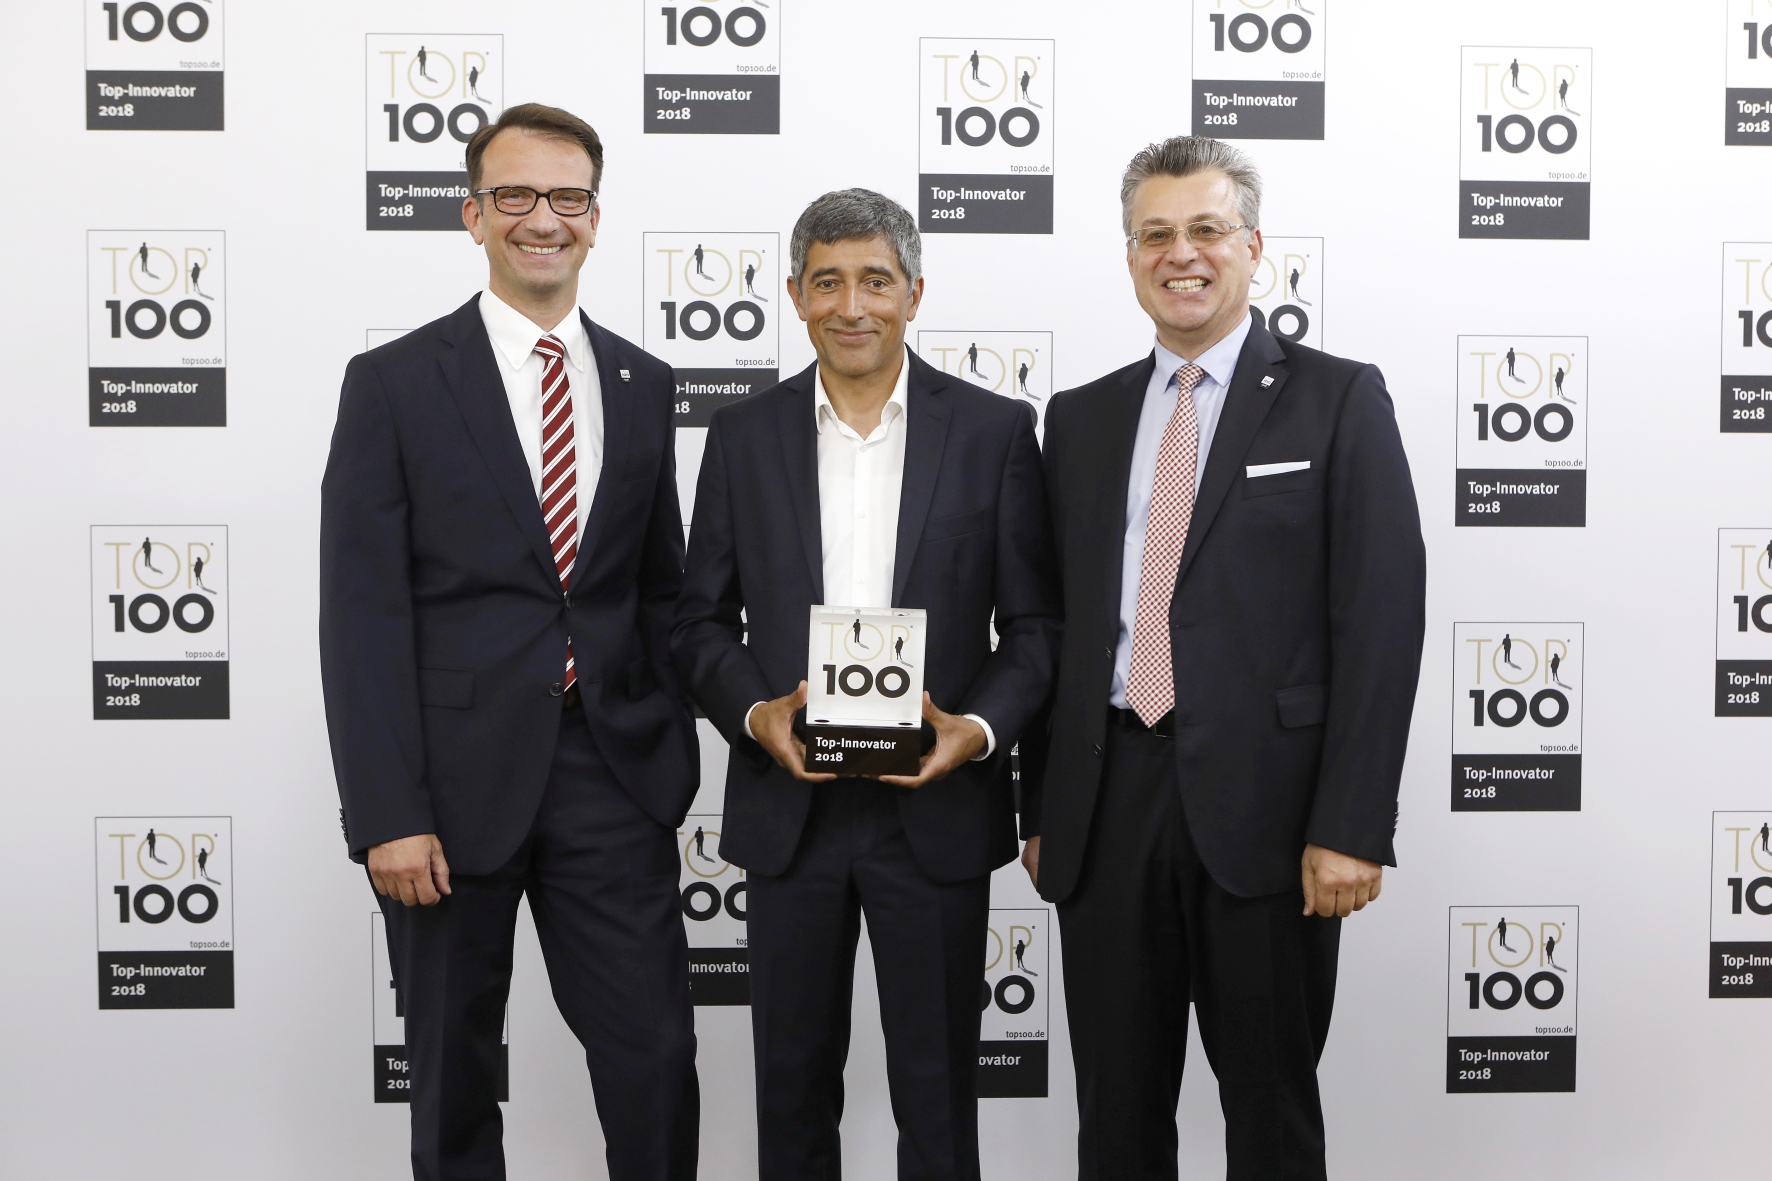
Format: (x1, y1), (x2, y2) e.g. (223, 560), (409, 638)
(743, 701), (765, 741)
(963, 714), (997, 760)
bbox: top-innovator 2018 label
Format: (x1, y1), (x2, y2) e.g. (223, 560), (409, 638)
(1192, 0), (1324, 140)
(1460, 47), (1591, 240)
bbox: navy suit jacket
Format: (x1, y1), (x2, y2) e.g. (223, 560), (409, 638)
(671, 351), (1062, 884)
(1022, 321), (1426, 902)
(320, 295), (697, 875)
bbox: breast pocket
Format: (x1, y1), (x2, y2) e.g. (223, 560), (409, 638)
(1242, 466), (1320, 498)
(923, 508), (991, 542)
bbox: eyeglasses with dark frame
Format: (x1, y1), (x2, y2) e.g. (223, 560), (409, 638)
(472, 186), (598, 216)
(1126, 220), (1254, 251)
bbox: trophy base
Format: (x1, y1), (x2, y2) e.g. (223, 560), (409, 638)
(802, 723), (923, 776)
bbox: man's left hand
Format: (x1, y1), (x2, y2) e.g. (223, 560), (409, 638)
(876, 693), (986, 789)
(1301, 844), (1383, 918)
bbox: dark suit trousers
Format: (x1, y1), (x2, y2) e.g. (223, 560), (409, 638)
(747, 780), (990, 1181)
(377, 706), (699, 1181)
(1057, 723), (1340, 1181)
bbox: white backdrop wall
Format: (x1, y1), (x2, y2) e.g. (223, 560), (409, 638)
(5, 1), (1772, 1177)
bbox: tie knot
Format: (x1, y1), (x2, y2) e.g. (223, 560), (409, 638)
(534, 334), (566, 361)
(1175, 363), (1205, 396)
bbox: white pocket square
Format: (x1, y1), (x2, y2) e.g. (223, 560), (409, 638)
(1246, 460), (1311, 478)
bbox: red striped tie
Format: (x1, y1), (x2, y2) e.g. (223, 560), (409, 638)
(1125, 364), (1206, 727)
(535, 334), (578, 691)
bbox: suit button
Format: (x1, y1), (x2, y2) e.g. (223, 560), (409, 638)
(1104, 646), (1113, 658)
(549, 683), (564, 697)
(1092, 742), (1102, 756)
(564, 594), (574, 608)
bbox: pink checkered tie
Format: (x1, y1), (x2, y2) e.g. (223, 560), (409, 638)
(1125, 364), (1206, 727)
(535, 334), (578, 691)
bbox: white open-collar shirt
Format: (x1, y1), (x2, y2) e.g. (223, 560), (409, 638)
(744, 348), (995, 756)
(478, 287), (604, 546)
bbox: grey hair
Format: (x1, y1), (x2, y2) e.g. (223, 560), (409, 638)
(789, 188), (922, 284)
(1119, 136), (1262, 237)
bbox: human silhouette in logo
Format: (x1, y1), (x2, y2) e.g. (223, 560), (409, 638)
(141, 536), (162, 574)
(743, 262), (767, 302)
(693, 243), (708, 280)
(1019, 69), (1042, 108)
(145, 828), (167, 865)
(894, 635), (904, 663)
(192, 553), (214, 593)
(692, 825), (716, 864)
(1017, 360), (1033, 398)
(1759, 821), (1770, 856)
(1501, 633), (1519, 669)
(1505, 347), (1521, 383)
(1013, 935), (1038, 976)
(851, 617), (867, 648)
(1544, 932), (1566, 972)
(1557, 76), (1580, 116)
(1497, 916), (1513, 952)
(417, 45), (432, 82)
(190, 259), (213, 301)
(1509, 58), (1526, 93)
(967, 342), (981, 377)
(137, 242), (159, 280)
(1764, 538), (1772, 572)
(1288, 266), (1312, 305)
(1553, 365), (1574, 403)
(468, 64), (485, 101)
(1549, 650), (1569, 688)
(969, 50), (981, 83)
(197, 844), (221, 884)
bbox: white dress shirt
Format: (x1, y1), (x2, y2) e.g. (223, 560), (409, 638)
(478, 288), (604, 545)
(744, 348), (996, 756)
(1110, 313), (1254, 709)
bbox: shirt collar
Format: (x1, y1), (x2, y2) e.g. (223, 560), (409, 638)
(479, 287), (591, 373)
(1153, 311), (1254, 393)
(814, 346), (910, 435)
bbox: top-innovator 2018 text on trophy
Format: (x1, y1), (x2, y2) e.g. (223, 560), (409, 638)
(803, 605), (927, 776)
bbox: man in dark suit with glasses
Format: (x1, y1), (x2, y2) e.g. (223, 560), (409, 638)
(322, 103), (699, 1181)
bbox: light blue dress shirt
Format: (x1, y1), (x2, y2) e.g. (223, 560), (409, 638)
(1109, 313), (1254, 710)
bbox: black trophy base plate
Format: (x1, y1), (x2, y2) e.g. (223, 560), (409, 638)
(802, 724), (922, 776)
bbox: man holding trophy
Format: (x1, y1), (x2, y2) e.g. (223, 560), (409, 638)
(673, 188), (1061, 1181)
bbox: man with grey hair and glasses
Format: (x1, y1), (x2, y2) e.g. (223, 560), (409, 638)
(674, 189), (1060, 1181)
(1019, 137), (1425, 1179)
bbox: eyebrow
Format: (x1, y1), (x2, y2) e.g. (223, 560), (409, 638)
(807, 265), (899, 280)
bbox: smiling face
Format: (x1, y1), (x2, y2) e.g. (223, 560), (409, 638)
(788, 236), (924, 382)
(1125, 169), (1262, 359)
(462, 129), (599, 321)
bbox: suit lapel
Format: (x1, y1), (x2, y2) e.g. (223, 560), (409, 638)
(776, 363), (825, 602)
(570, 314), (634, 593)
(1089, 353), (1158, 615)
(436, 296), (559, 584)
(892, 352), (952, 607)
(1175, 321), (1289, 587)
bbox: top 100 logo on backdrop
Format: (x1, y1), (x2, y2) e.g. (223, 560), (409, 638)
(1726, 0), (1772, 145)
(85, 0), (224, 130)
(365, 35), (504, 231)
(918, 39), (1054, 234)
(644, 0), (780, 133)
(1192, 0), (1325, 140)
(1459, 47), (1591, 240)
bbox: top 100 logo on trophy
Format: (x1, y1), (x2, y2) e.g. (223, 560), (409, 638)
(803, 606), (927, 775)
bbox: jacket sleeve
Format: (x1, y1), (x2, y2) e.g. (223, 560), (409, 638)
(637, 380), (690, 706)
(319, 356), (434, 862)
(671, 411), (773, 750)
(956, 402), (1063, 772)
(1305, 365), (1426, 865)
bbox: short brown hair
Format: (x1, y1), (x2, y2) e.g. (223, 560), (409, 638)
(465, 103), (604, 194)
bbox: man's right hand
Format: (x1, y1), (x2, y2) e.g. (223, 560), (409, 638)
(368, 833), (452, 907)
(1021, 835), (1040, 888)
(749, 681), (837, 784)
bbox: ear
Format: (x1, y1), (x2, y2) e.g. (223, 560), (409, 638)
(905, 275), (925, 323)
(787, 274), (809, 322)
(462, 195), (485, 244)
